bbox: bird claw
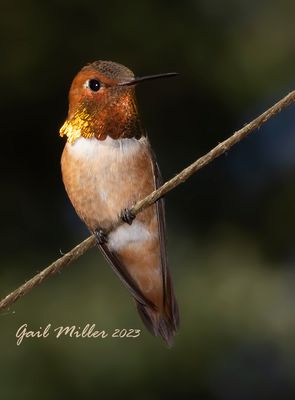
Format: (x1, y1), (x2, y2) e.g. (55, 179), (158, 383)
(94, 228), (108, 245)
(121, 208), (135, 225)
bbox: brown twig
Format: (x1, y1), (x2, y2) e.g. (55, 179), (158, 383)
(1, 89), (295, 312)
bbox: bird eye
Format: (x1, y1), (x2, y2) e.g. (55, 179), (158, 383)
(87, 79), (101, 92)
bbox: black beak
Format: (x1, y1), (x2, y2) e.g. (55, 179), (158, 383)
(119, 72), (179, 86)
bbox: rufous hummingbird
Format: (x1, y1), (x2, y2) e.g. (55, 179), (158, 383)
(59, 60), (179, 346)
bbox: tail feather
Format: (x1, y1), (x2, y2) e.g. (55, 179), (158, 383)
(136, 297), (179, 347)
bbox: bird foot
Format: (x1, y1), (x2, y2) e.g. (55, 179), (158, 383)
(94, 228), (108, 245)
(121, 208), (135, 225)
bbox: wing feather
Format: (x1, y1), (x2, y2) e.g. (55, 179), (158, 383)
(97, 242), (155, 308)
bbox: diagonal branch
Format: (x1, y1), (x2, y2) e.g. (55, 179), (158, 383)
(1, 89), (295, 312)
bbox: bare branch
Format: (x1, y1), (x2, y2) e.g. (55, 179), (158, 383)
(1, 89), (295, 312)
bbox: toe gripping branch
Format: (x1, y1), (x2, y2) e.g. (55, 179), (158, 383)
(121, 208), (135, 225)
(95, 208), (135, 245)
(94, 228), (108, 245)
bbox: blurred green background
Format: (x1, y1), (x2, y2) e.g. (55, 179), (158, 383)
(1, 0), (295, 398)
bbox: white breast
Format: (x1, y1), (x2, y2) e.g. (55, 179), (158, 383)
(65, 135), (147, 204)
(67, 136), (146, 161)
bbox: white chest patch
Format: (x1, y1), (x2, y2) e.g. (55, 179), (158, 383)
(66, 136), (145, 161)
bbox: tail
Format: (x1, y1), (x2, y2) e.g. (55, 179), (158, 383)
(136, 294), (179, 347)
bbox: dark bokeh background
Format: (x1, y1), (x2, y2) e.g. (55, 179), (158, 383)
(1, 1), (295, 399)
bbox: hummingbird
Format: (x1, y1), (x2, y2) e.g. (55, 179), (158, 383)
(59, 60), (179, 346)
